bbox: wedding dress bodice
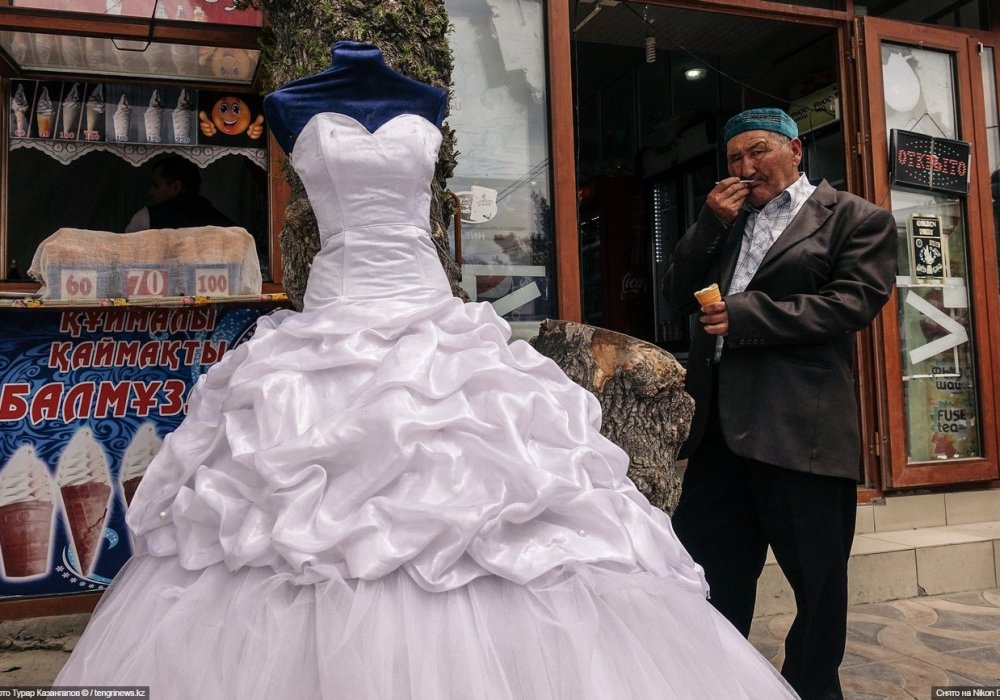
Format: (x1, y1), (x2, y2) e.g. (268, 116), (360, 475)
(292, 113), (451, 307)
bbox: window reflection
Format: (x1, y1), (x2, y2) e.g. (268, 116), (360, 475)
(882, 43), (983, 462)
(444, 0), (554, 338)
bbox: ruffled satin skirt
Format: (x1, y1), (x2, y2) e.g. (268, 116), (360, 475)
(56, 292), (796, 698)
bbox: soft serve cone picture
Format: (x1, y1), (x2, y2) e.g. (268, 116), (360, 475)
(60, 82), (81, 139)
(0, 446), (55, 579)
(171, 88), (193, 143)
(143, 89), (163, 143)
(84, 84), (105, 140)
(120, 422), (162, 506)
(56, 428), (112, 577)
(35, 86), (55, 138)
(11, 83), (30, 137)
(112, 93), (131, 142)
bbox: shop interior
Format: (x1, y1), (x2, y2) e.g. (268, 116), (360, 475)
(569, 1), (842, 358)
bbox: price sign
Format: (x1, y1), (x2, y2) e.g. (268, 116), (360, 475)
(125, 268), (170, 297)
(59, 269), (99, 299)
(193, 267), (231, 296)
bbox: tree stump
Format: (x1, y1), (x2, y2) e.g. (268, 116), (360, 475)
(529, 320), (694, 514)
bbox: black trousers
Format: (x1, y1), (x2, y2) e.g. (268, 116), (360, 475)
(672, 385), (857, 700)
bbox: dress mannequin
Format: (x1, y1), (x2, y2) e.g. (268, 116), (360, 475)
(263, 41), (448, 154)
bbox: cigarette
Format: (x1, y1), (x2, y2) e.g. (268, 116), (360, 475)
(716, 179), (754, 185)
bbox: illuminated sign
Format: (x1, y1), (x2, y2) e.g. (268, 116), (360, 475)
(890, 129), (970, 196)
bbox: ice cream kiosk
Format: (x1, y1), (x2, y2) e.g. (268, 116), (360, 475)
(0, 1), (289, 617)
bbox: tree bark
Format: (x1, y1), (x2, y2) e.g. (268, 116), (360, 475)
(530, 320), (694, 514)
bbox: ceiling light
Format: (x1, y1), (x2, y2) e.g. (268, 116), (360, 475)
(684, 67), (707, 81)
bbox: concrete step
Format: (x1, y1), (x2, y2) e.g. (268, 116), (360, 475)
(756, 489), (1000, 616)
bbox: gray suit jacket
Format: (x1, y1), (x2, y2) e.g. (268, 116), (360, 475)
(663, 180), (897, 480)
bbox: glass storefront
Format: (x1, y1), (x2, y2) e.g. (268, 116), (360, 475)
(882, 42), (983, 462)
(4, 78), (269, 281)
(443, 0), (555, 338)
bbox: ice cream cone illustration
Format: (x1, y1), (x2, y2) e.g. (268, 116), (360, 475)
(120, 423), (162, 506)
(56, 428), (111, 577)
(60, 83), (81, 138)
(0, 446), (55, 579)
(172, 89), (193, 143)
(694, 283), (722, 307)
(113, 93), (131, 142)
(84, 37), (105, 65)
(35, 87), (54, 138)
(60, 35), (83, 66)
(170, 43), (195, 73)
(85, 84), (105, 140)
(143, 89), (163, 143)
(11, 84), (30, 137)
(34, 34), (56, 64)
(10, 33), (29, 63)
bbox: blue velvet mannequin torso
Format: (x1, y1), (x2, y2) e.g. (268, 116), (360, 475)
(263, 41), (448, 155)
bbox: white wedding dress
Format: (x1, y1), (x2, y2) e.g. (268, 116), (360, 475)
(56, 113), (797, 699)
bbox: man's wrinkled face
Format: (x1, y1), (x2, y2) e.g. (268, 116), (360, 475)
(726, 130), (802, 207)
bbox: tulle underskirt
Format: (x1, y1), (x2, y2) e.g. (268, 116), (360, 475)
(56, 555), (795, 699)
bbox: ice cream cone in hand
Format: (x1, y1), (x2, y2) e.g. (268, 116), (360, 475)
(694, 283), (722, 307)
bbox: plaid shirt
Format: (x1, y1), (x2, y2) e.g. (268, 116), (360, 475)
(728, 173), (816, 295)
(715, 173), (816, 361)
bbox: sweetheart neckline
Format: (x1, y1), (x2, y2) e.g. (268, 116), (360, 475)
(291, 112), (438, 157)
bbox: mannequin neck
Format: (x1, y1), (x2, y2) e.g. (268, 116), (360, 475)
(263, 41), (448, 154)
(329, 41), (385, 68)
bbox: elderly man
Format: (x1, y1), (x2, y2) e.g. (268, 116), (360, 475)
(663, 108), (897, 699)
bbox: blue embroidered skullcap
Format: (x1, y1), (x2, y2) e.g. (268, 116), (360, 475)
(723, 108), (798, 142)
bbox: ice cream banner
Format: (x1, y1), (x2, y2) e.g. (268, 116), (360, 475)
(8, 81), (263, 149)
(0, 303), (277, 598)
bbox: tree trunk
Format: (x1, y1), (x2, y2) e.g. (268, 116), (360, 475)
(530, 320), (694, 514)
(240, 0), (467, 309)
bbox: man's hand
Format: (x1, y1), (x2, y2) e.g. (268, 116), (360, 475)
(707, 177), (749, 224)
(700, 300), (728, 336)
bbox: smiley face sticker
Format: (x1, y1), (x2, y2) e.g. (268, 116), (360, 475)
(198, 95), (264, 141)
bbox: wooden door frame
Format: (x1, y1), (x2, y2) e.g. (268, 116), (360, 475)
(861, 16), (1000, 487)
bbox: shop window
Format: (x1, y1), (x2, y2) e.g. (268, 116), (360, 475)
(6, 1), (263, 26)
(859, 0), (990, 31)
(443, 0), (555, 340)
(881, 42), (984, 462)
(4, 78), (269, 282)
(0, 31), (261, 85)
(981, 47), (1000, 292)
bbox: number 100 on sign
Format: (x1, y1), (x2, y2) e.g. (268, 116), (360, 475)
(194, 267), (230, 296)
